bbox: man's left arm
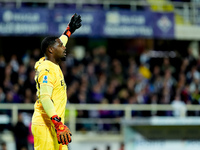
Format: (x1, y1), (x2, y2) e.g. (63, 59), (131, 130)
(59, 13), (82, 46)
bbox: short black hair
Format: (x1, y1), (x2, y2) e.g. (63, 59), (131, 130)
(41, 36), (58, 54)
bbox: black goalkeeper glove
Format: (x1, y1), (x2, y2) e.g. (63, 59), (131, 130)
(63, 13), (82, 38)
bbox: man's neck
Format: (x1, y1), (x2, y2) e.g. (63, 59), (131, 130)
(45, 56), (60, 65)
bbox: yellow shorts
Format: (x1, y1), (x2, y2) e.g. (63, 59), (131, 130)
(31, 124), (68, 150)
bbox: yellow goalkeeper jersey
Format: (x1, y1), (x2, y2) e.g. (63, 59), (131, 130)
(32, 57), (67, 126)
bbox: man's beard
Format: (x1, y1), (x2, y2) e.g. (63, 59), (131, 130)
(60, 56), (66, 61)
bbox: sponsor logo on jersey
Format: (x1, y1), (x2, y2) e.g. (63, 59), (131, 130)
(61, 80), (64, 86)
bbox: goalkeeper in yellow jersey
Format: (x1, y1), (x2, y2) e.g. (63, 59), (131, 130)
(31, 13), (81, 150)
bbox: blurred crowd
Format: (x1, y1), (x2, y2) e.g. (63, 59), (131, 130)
(0, 40), (200, 149)
(0, 44), (200, 116)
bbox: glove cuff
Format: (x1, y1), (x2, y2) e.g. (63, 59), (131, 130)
(63, 26), (72, 38)
(51, 115), (61, 126)
(65, 31), (71, 38)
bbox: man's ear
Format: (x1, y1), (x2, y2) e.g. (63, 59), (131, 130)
(48, 47), (53, 54)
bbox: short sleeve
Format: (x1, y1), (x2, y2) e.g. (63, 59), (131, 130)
(38, 68), (56, 87)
